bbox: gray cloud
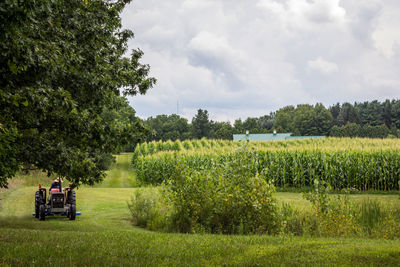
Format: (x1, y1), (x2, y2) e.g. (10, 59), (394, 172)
(122, 0), (400, 121)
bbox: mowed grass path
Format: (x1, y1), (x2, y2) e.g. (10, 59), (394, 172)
(1, 154), (400, 265)
(94, 153), (137, 188)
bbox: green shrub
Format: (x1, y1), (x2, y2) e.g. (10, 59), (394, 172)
(127, 188), (171, 231)
(302, 181), (360, 237)
(302, 180), (332, 214)
(164, 147), (279, 234)
(357, 199), (384, 234)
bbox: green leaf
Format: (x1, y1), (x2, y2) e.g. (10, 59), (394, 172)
(8, 60), (17, 74)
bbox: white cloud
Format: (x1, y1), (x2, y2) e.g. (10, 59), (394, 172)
(308, 57), (339, 74)
(122, 0), (400, 121)
(372, 3), (400, 57)
(257, 0), (346, 30)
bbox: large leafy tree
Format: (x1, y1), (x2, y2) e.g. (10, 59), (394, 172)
(0, 0), (156, 187)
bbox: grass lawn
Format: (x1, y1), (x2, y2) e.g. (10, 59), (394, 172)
(1, 153), (400, 266)
(93, 153), (137, 188)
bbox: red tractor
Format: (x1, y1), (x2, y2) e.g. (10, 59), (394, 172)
(34, 181), (76, 220)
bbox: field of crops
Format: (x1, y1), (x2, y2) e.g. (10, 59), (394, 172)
(132, 138), (400, 191)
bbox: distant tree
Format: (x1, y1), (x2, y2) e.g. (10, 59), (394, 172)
(274, 106), (295, 132)
(329, 103), (341, 125)
(342, 123), (362, 137)
(145, 114), (189, 141)
(354, 102), (369, 125)
(329, 125), (344, 137)
(360, 124), (389, 138)
(383, 99), (392, 128)
(392, 100), (400, 129)
(314, 103), (333, 136)
(389, 126), (399, 137)
(191, 109), (211, 139)
(209, 121), (233, 140)
(337, 103), (361, 126)
(243, 118), (260, 133)
(330, 123), (389, 138)
(292, 104), (318, 136)
(233, 119), (244, 134)
(365, 100), (384, 126)
(258, 114), (275, 131)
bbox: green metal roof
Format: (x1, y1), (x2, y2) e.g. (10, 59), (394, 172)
(233, 133), (325, 141)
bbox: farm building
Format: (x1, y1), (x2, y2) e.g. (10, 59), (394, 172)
(233, 132), (325, 141)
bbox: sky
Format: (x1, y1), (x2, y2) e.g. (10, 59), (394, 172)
(121, 0), (400, 122)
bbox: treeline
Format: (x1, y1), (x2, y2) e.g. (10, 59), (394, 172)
(142, 99), (400, 142)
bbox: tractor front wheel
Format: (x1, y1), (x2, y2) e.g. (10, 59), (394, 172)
(39, 204), (46, 221)
(69, 204), (76, 220)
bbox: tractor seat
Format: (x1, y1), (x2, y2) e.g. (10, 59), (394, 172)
(50, 188), (60, 194)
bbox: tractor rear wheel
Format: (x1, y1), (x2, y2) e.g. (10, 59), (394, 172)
(68, 190), (76, 205)
(39, 204), (46, 221)
(69, 204), (76, 220)
(35, 206), (39, 219)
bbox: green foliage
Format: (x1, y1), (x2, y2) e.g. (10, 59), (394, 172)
(303, 180), (332, 214)
(142, 99), (400, 142)
(357, 199), (384, 234)
(275, 104), (333, 136)
(93, 153), (116, 171)
(127, 188), (170, 231)
(163, 146), (279, 234)
(191, 109), (211, 139)
(337, 103), (361, 125)
(0, 126), (19, 187)
(0, 0), (155, 187)
(330, 123), (390, 138)
(145, 114), (190, 141)
(296, 183), (400, 238)
(209, 121), (234, 139)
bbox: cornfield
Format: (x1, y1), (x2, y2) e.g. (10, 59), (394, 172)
(132, 138), (400, 191)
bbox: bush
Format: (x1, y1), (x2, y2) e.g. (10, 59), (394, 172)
(164, 146), (279, 234)
(302, 180), (360, 237)
(127, 188), (171, 231)
(357, 199), (384, 234)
